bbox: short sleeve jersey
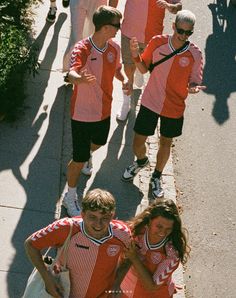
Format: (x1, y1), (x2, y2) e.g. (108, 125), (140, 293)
(121, 0), (181, 44)
(70, 37), (122, 122)
(30, 217), (131, 298)
(141, 35), (203, 118)
(120, 227), (180, 298)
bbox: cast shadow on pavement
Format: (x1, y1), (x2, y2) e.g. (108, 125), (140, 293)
(87, 89), (143, 221)
(203, 0), (236, 125)
(2, 14), (67, 297)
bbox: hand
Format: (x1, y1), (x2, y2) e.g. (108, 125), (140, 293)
(122, 80), (133, 96)
(79, 69), (96, 84)
(156, 0), (169, 9)
(188, 84), (206, 94)
(130, 37), (140, 58)
(124, 241), (139, 262)
(44, 271), (64, 298)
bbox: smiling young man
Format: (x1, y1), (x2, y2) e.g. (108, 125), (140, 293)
(25, 189), (131, 298)
(122, 10), (206, 199)
(62, 5), (131, 216)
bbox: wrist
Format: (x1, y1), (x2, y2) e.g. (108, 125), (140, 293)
(132, 54), (141, 63)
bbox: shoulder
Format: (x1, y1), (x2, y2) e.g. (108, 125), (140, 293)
(72, 38), (92, 54)
(165, 241), (179, 259)
(108, 38), (121, 52)
(188, 42), (202, 59)
(111, 220), (131, 246)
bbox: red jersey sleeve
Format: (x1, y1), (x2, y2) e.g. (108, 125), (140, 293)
(189, 43), (204, 85)
(70, 39), (90, 72)
(153, 241), (180, 285)
(141, 36), (163, 67)
(30, 217), (80, 250)
(111, 220), (132, 248)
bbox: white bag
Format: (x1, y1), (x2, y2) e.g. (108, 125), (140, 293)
(22, 219), (73, 298)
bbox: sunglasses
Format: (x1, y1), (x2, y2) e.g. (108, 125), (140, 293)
(108, 23), (121, 29)
(175, 26), (193, 36)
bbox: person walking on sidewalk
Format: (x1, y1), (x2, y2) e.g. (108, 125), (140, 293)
(62, 5), (131, 216)
(119, 199), (190, 298)
(63, 0), (118, 72)
(122, 10), (206, 198)
(25, 189), (131, 297)
(46, 0), (70, 23)
(115, 0), (182, 121)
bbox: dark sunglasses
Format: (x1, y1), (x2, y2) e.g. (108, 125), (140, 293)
(108, 23), (121, 29)
(175, 26), (193, 36)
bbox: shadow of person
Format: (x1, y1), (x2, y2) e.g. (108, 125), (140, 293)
(0, 15), (68, 297)
(84, 89), (143, 221)
(203, 0), (236, 125)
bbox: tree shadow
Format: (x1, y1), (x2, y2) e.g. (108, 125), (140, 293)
(203, 0), (236, 124)
(0, 14), (68, 297)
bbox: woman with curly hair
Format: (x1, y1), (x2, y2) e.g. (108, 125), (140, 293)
(119, 198), (190, 298)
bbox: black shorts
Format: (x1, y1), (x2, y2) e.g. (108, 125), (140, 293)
(134, 105), (184, 138)
(71, 117), (110, 162)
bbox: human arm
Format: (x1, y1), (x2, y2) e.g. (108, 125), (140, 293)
(188, 47), (206, 94)
(130, 37), (149, 74)
(24, 239), (64, 298)
(112, 257), (132, 295)
(109, 0), (118, 7)
(115, 67), (132, 96)
(156, 0), (182, 14)
(68, 69), (96, 85)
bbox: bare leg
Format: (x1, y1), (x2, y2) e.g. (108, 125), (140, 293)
(133, 133), (148, 159)
(156, 135), (173, 172)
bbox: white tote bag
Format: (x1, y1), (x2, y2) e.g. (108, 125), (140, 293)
(22, 219), (73, 298)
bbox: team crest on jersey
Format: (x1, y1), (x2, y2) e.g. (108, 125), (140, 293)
(107, 52), (115, 63)
(179, 57), (190, 67)
(151, 252), (162, 264)
(107, 245), (120, 256)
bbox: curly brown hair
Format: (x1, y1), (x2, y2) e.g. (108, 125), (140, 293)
(128, 199), (190, 264)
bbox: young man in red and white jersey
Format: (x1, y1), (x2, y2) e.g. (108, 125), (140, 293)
(25, 188), (131, 298)
(115, 0), (182, 121)
(61, 5), (131, 216)
(122, 10), (206, 198)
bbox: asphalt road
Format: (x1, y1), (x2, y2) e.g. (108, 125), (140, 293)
(173, 1), (236, 297)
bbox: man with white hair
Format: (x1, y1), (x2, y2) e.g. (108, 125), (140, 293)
(122, 10), (206, 198)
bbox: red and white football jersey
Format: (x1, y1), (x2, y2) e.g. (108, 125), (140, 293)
(120, 227), (180, 298)
(31, 217), (131, 298)
(121, 0), (181, 44)
(141, 35), (203, 118)
(70, 36), (122, 122)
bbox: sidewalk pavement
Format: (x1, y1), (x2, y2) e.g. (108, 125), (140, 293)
(0, 2), (184, 297)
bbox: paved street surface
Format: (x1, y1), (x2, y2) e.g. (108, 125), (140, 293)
(173, 1), (236, 298)
(0, 2), (184, 297)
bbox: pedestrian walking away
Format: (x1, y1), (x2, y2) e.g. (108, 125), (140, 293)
(122, 10), (206, 199)
(46, 0), (70, 23)
(115, 0), (182, 121)
(62, 0), (118, 73)
(62, 5), (132, 216)
(24, 189), (131, 297)
(117, 199), (190, 298)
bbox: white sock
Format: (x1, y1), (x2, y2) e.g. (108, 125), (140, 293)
(67, 186), (77, 198)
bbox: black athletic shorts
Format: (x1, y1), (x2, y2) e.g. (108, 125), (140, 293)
(71, 117), (110, 162)
(134, 105), (184, 138)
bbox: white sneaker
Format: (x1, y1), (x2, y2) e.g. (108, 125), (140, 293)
(62, 192), (81, 217)
(116, 94), (131, 121)
(81, 157), (93, 176)
(134, 69), (144, 88)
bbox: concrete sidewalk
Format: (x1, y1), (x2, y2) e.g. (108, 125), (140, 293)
(0, 2), (184, 297)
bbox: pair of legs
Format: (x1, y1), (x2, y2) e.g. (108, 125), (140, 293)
(133, 133), (172, 174)
(63, 0), (107, 71)
(122, 105), (183, 198)
(116, 35), (146, 121)
(63, 117), (110, 216)
(67, 142), (100, 187)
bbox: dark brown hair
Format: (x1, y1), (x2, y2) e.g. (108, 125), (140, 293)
(93, 5), (122, 31)
(128, 199), (190, 264)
